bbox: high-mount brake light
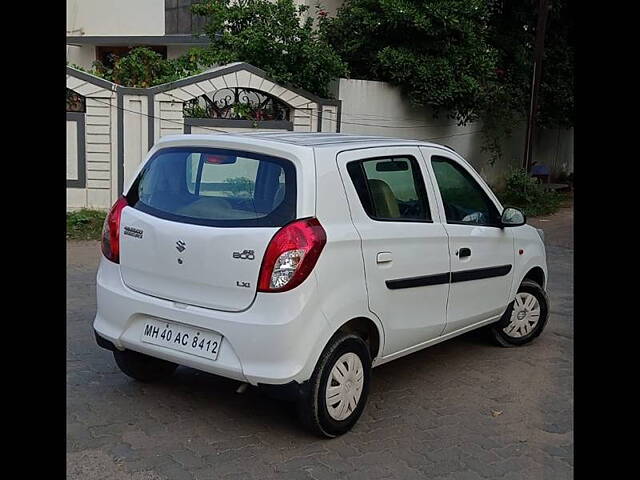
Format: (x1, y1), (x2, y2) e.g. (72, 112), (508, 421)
(101, 196), (128, 263)
(257, 218), (327, 293)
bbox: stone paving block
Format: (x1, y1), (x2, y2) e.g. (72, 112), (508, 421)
(154, 460), (195, 480)
(169, 449), (208, 470)
(66, 207), (573, 480)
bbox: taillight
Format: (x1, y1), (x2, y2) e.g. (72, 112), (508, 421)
(101, 196), (128, 263)
(257, 217), (327, 293)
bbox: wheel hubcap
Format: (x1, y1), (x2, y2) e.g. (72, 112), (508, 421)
(325, 352), (364, 421)
(503, 292), (541, 338)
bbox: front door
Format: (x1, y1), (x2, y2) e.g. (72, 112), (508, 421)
(422, 148), (515, 335)
(337, 147), (451, 357)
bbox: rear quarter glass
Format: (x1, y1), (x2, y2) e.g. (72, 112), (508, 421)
(127, 147), (297, 228)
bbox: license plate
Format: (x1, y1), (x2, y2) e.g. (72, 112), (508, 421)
(140, 319), (222, 361)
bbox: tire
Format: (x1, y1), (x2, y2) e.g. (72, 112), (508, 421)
(113, 349), (178, 382)
(490, 279), (550, 347)
(297, 332), (372, 438)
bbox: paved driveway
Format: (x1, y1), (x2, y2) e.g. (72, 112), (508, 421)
(67, 206), (573, 480)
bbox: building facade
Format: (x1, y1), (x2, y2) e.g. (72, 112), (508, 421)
(66, 0), (345, 70)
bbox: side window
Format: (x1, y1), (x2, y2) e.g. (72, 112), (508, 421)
(347, 156), (431, 221)
(430, 156), (500, 226)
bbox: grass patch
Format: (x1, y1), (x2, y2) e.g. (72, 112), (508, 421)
(496, 168), (568, 217)
(67, 209), (106, 240)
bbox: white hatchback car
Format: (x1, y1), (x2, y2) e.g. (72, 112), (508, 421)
(94, 133), (549, 437)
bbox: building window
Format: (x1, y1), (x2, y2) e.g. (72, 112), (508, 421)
(66, 88), (86, 113)
(95, 46), (168, 69)
(165, 0), (206, 35)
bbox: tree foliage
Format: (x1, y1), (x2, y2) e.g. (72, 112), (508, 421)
(321, 0), (497, 125)
(498, 168), (562, 217)
(84, 1), (347, 97)
(481, 0), (574, 162)
(486, 0), (574, 129)
(71, 0), (573, 167)
(536, 0), (574, 128)
(90, 47), (215, 88)
(192, 0), (347, 97)
(322, 0), (574, 163)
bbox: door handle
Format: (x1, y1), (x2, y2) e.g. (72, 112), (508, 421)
(377, 252), (393, 264)
(456, 248), (471, 258)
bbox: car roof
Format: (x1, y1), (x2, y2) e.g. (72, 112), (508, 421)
(156, 132), (455, 152)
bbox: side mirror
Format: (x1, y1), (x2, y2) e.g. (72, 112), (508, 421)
(501, 207), (526, 227)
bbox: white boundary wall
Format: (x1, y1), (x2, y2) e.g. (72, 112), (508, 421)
(334, 78), (573, 187)
(66, 68), (573, 212)
(66, 72), (119, 211)
(66, 63), (340, 211)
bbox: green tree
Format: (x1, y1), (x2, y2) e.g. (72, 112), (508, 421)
(536, 0), (574, 128)
(322, 0), (574, 163)
(91, 47), (216, 88)
(192, 0), (347, 97)
(486, 0), (575, 129)
(481, 0), (574, 162)
(321, 0), (498, 124)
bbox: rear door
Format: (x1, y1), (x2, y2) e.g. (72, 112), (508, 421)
(119, 147), (297, 312)
(422, 148), (515, 334)
(337, 147), (450, 357)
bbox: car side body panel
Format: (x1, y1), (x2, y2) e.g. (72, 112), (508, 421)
(312, 145), (387, 359)
(334, 146), (451, 356)
(420, 147), (517, 333)
(510, 224), (549, 295)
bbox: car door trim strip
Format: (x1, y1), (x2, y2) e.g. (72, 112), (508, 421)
(386, 272), (450, 290)
(385, 264), (512, 290)
(451, 264), (512, 283)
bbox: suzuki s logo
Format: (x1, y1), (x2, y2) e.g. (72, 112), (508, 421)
(176, 240), (186, 253)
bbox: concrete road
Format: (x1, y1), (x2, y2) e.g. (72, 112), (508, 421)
(67, 206), (573, 479)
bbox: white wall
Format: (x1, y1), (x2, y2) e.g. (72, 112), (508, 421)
(67, 121), (79, 180)
(66, 44), (96, 70)
(123, 94), (150, 187)
(67, 73), (118, 211)
(321, 0), (344, 16)
(67, 64), (339, 211)
(295, 0), (344, 17)
(335, 78), (573, 187)
(67, 0), (165, 36)
(534, 127), (574, 177)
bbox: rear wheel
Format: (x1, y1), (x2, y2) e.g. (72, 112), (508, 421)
(297, 332), (371, 437)
(490, 279), (550, 347)
(113, 349), (178, 382)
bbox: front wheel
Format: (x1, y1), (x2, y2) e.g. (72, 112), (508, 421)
(490, 279), (550, 347)
(297, 333), (371, 437)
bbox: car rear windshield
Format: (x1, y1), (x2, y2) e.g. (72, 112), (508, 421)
(127, 147), (297, 227)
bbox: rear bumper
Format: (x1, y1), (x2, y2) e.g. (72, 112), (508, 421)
(94, 330), (117, 351)
(93, 256), (329, 386)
